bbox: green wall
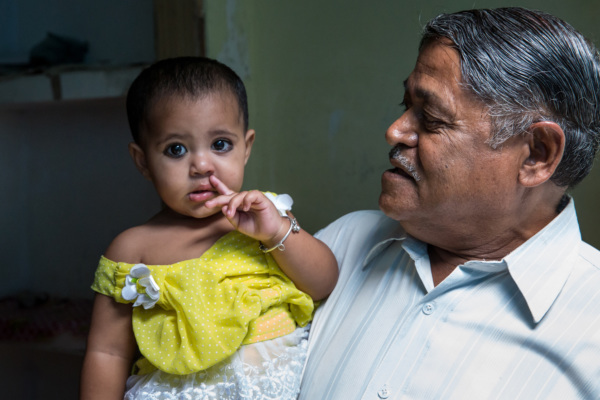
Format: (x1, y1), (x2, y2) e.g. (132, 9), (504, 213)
(203, 0), (600, 248)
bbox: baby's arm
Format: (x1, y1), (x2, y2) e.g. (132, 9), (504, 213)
(261, 212), (339, 300)
(205, 176), (338, 300)
(81, 235), (139, 399)
(80, 294), (136, 399)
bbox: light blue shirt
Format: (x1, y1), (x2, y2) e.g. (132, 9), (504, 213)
(300, 200), (600, 399)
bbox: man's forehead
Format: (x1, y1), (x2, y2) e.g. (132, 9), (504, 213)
(403, 43), (483, 122)
(406, 44), (465, 96)
(413, 43), (461, 81)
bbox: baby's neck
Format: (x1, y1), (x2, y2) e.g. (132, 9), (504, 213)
(152, 207), (228, 227)
(138, 210), (235, 265)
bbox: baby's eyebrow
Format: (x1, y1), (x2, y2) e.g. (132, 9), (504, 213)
(155, 132), (191, 145)
(208, 129), (237, 137)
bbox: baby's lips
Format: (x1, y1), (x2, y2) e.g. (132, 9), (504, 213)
(189, 190), (216, 203)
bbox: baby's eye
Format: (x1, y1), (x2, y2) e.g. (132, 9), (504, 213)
(212, 139), (233, 152)
(165, 143), (187, 158)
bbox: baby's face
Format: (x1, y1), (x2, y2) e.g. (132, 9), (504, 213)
(135, 92), (255, 219)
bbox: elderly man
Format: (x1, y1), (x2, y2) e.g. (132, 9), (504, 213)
(299, 8), (600, 400)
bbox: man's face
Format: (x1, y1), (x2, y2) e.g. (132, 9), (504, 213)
(379, 41), (526, 240)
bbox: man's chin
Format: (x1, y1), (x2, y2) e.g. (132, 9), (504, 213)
(379, 193), (408, 221)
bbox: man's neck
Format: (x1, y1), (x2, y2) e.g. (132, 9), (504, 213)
(427, 246), (479, 286)
(426, 214), (565, 286)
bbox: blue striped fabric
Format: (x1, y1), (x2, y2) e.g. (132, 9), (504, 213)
(299, 200), (600, 399)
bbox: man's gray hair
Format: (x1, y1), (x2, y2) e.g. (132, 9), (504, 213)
(422, 7), (600, 188)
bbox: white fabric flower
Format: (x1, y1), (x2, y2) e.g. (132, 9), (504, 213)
(121, 263), (160, 309)
(265, 193), (294, 216)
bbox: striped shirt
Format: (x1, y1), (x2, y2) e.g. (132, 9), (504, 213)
(299, 200), (600, 399)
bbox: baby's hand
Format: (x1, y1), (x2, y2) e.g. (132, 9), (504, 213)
(205, 175), (288, 243)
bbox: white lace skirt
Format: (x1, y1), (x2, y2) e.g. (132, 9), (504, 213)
(124, 325), (309, 400)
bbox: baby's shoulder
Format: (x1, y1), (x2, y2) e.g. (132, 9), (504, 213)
(104, 224), (155, 264)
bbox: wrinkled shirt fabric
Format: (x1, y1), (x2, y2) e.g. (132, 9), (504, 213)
(300, 200), (600, 400)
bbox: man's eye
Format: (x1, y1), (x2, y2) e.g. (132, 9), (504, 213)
(400, 94), (412, 111)
(422, 115), (444, 131)
(165, 144), (187, 158)
(212, 139), (232, 152)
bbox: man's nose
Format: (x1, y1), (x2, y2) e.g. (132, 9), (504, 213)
(386, 113), (418, 147)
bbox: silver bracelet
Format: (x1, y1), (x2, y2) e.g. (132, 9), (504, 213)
(259, 215), (300, 253)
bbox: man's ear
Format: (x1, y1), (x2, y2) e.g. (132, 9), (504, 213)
(128, 142), (152, 180)
(244, 129), (256, 165)
(519, 121), (565, 187)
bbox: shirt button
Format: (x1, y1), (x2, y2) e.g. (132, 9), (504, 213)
(378, 385), (390, 399)
(422, 302), (435, 315)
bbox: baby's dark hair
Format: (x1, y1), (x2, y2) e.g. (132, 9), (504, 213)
(126, 56), (249, 144)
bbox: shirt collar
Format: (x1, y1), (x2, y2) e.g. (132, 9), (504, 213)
(504, 199), (581, 323)
(362, 219), (407, 268)
(360, 200), (582, 324)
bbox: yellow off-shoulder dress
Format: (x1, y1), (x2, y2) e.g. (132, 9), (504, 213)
(91, 230), (314, 400)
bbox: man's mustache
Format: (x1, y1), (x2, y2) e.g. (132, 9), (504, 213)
(389, 146), (421, 181)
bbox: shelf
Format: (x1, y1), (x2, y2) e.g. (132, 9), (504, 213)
(0, 64), (146, 104)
